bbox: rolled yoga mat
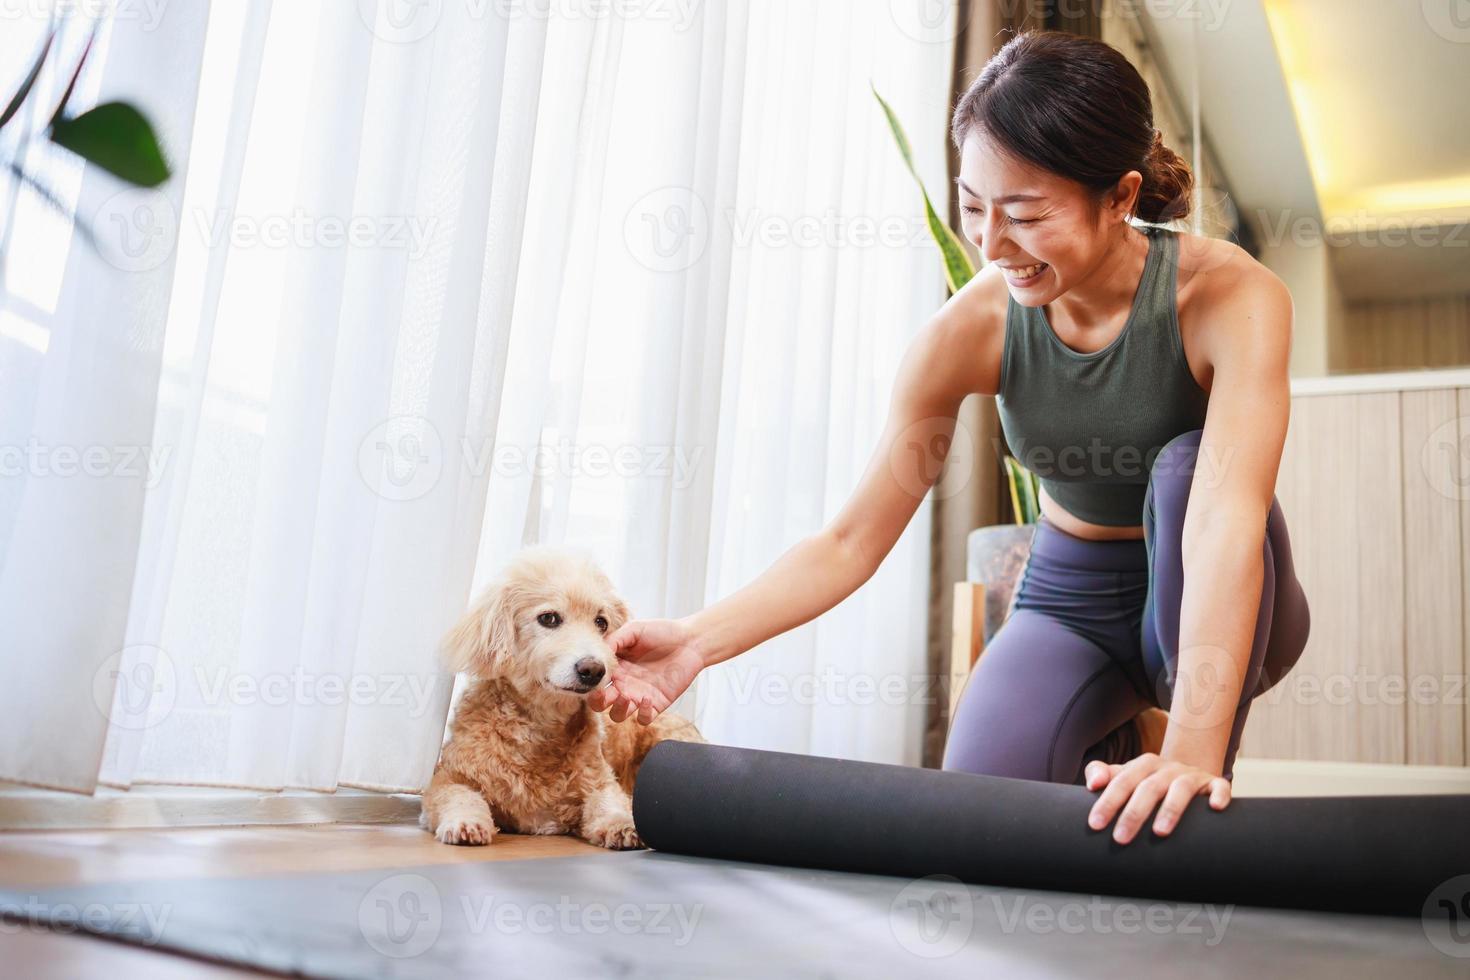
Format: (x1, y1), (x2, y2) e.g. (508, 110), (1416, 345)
(630, 740), (1470, 918)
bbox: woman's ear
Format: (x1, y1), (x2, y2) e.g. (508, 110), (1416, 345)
(442, 578), (519, 676)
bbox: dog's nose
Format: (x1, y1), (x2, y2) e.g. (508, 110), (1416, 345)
(574, 658), (606, 686)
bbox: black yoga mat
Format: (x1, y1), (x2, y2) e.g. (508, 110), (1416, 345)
(630, 740), (1470, 918)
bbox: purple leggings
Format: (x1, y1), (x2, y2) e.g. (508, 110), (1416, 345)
(941, 428), (1311, 785)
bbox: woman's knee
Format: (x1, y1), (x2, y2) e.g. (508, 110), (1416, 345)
(1256, 499), (1311, 694)
(943, 613), (1144, 783)
(942, 637), (1057, 779)
(1147, 428), (1203, 497)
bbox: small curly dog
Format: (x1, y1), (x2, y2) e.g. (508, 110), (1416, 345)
(420, 544), (703, 849)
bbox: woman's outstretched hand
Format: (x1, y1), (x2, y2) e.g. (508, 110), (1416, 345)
(1083, 753), (1231, 844)
(589, 617), (706, 725)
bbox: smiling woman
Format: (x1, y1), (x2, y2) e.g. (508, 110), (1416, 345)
(935, 29), (1312, 845)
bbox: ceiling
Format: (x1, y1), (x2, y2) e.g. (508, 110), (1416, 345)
(1137, 0), (1470, 301)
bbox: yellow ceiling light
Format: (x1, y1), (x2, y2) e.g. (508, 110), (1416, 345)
(1262, 0), (1470, 226)
(1325, 175), (1470, 226)
(1262, 1), (1330, 205)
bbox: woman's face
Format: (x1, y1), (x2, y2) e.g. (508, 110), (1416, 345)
(956, 130), (1139, 307)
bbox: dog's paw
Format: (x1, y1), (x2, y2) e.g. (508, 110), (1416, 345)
(434, 815), (497, 846)
(582, 815), (644, 850)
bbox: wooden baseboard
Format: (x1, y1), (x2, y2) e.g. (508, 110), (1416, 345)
(6, 757), (1464, 830)
(0, 785), (421, 831)
(1230, 757), (1470, 797)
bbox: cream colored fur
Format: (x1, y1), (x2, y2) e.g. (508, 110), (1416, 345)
(420, 544), (703, 849)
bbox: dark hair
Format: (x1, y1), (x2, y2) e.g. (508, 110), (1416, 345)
(951, 30), (1193, 225)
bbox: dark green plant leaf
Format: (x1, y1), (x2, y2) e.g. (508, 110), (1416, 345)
(871, 81), (976, 294)
(49, 102), (170, 187)
(1, 31), (55, 130)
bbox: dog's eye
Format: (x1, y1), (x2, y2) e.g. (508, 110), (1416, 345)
(594, 615), (608, 633)
(537, 611), (561, 629)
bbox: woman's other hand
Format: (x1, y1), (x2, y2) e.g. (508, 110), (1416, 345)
(1083, 754), (1231, 844)
(588, 617), (706, 725)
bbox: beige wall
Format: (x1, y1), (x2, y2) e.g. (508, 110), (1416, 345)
(1331, 293), (1470, 374)
(1257, 236), (1346, 378)
(1245, 371), (1470, 767)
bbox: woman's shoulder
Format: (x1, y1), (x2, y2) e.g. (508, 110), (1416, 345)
(904, 261), (1011, 400)
(1170, 227), (1290, 315)
(1169, 227), (1294, 372)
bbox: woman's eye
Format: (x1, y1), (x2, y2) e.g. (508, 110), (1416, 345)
(594, 615), (608, 632)
(959, 206), (1034, 225)
(537, 611), (561, 628)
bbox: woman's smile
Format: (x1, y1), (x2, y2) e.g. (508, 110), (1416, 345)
(999, 261), (1050, 287)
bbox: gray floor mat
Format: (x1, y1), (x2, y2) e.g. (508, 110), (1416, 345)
(3, 849), (1464, 978)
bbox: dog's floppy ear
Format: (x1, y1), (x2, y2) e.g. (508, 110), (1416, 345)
(442, 578), (519, 677)
(608, 593), (632, 631)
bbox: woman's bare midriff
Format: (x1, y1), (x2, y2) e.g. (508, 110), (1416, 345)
(1037, 485), (1145, 541)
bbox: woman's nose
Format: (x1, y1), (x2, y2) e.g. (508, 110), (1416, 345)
(976, 212), (1008, 265)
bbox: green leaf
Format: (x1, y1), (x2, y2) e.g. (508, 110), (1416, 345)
(919, 186), (979, 295)
(49, 102), (171, 187)
(1, 31), (55, 130)
(1004, 455), (1040, 525)
(871, 82), (976, 294)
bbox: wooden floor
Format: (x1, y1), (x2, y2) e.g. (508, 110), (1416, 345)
(0, 823), (603, 978)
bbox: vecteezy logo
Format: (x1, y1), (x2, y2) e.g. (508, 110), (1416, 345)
(94, 189), (178, 273)
(1423, 874), (1470, 958)
(358, 873), (442, 958)
(888, 416), (974, 502)
(1423, 0), (1470, 43)
(92, 645), (178, 731)
(1421, 416), (1470, 501)
(357, 0), (444, 43)
(889, 0), (963, 44)
(357, 415), (444, 501)
(622, 186), (710, 272)
(889, 874), (974, 958)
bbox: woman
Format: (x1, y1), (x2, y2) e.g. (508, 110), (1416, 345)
(587, 30), (1310, 846)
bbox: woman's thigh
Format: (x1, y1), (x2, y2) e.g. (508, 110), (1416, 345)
(1140, 427), (1312, 775)
(942, 608), (1149, 784)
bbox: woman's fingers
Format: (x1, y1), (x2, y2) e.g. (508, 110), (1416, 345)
(587, 681), (616, 712)
(1208, 776), (1232, 809)
(606, 621), (643, 657)
(1084, 761), (1116, 791)
(590, 678), (638, 722)
(608, 694), (636, 723)
(1151, 776), (1205, 837)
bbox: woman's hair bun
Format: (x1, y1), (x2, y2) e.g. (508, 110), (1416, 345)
(1138, 129), (1193, 224)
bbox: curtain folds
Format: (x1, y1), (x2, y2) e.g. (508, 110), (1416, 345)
(1, 1), (956, 797)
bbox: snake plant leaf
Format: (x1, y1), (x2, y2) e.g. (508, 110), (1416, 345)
(1004, 455), (1041, 525)
(871, 82), (976, 294)
(1, 31), (55, 130)
(919, 185), (976, 295)
(49, 102), (171, 187)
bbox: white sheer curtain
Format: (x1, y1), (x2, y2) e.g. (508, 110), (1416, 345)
(0, 0), (955, 796)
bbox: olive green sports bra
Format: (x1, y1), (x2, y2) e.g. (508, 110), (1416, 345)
(994, 225), (1210, 527)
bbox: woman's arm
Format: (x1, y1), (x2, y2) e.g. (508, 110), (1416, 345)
(1087, 255), (1295, 844)
(685, 276), (1002, 669)
(1161, 265), (1295, 772)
